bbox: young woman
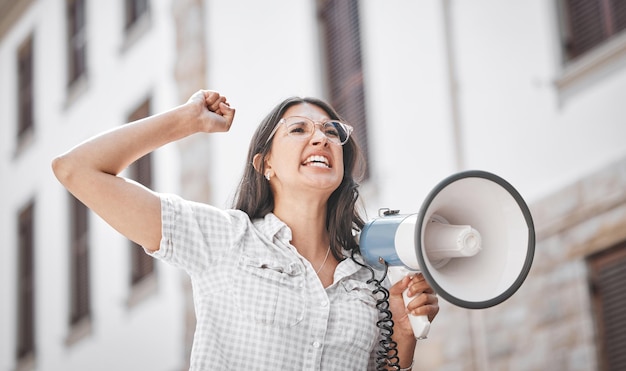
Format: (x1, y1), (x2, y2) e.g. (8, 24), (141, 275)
(52, 90), (439, 370)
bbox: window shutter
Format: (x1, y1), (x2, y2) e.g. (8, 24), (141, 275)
(127, 99), (155, 284)
(562, 0), (626, 60)
(70, 195), (90, 324)
(17, 35), (34, 140)
(17, 202), (35, 359)
(130, 152), (155, 284)
(319, 0), (369, 178)
(589, 242), (626, 371)
(609, 0), (626, 33)
(125, 0), (149, 30)
(67, 0), (86, 85)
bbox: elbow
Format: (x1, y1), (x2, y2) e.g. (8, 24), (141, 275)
(51, 154), (75, 186)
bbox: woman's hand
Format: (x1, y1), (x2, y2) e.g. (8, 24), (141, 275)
(388, 273), (440, 339)
(187, 90), (236, 133)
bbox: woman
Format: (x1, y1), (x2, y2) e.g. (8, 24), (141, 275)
(52, 90), (439, 370)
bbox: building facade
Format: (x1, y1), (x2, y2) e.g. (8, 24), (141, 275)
(1, 0), (625, 370)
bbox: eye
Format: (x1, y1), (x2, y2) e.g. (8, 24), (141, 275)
(287, 121), (310, 136)
(324, 121), (346, 139)
(323, 124), (340, 138)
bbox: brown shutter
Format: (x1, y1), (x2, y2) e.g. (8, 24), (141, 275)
(128, 99), (155, 284)
(319, 0), (369, 179)
(124, 0), (149, 30)
(130, 152), (155, 284)
(17, 202), (35, 359)
(70, 195), (90, 324)
(17, 35), (34, 140)
(588, 242), (626, 371)
(67, 0), (86, 85)
(562, 0), (626, 60)
(608, 0), (626, 33)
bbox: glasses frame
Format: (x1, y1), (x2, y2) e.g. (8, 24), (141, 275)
(265, 116), (354, 146)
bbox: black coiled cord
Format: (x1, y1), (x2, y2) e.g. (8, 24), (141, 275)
(350, 251), (401, 371)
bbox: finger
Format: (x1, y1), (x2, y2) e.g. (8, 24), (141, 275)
(407, 274), (435, 297)
(206, 95), (225, 112)
(414, 304), (440, 322)
(214, 97), (227, 112)
(201, 90), (220, 106)
(406, 292), (436, 310)
(406, 294), (439, 321)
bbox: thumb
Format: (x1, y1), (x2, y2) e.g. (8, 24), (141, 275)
(388, 274), (411, 297)
(218, 102), (236, 124)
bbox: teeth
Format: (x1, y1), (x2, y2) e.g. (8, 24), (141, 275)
(304, 155), (330, 168)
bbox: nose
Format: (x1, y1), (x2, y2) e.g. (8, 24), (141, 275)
(310, 124), (329, 145)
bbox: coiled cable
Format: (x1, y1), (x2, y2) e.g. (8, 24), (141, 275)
(350, 251), (401, 370)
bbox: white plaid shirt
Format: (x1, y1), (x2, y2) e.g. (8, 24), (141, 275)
(148, 193), (387, 371)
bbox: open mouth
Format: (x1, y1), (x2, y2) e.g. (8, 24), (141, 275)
(302, 155), (331, 168)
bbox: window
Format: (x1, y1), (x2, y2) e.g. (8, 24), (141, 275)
(318, 0), (370, 179)
(67, 0), (87, 87)
(588, 241), (626, 371)
(17, 35), (34, 144)
(127, 99), (155, 286)
(125, 0), (149, 31)
(16, 201), (35, 361)
(560, 0), (626, 61)
(69, 195), (90, 326)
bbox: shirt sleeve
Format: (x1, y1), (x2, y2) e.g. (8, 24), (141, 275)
(146, 192), (242, 275)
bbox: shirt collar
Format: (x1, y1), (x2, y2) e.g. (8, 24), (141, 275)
(253, 212), (293, 243)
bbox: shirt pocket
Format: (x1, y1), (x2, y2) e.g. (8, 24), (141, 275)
(336, 279), (380, 353)
(234, 255), (306, 327)
(342, 279), (378, 304)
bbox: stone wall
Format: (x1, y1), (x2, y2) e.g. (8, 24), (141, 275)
(414, 155), (626, 370)
(171, 0), (208, 369)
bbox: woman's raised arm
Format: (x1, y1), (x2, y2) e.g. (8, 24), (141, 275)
(51, 90), (235, 251)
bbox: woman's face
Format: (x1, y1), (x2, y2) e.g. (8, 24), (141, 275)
(265, 102), (345, 199)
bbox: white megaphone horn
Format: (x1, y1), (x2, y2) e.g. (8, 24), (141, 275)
(359, 170), (535, 339)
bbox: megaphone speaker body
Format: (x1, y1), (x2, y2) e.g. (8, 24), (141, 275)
(360, 170), (535, 339)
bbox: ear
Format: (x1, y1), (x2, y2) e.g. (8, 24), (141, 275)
(252, 153), (269, 173)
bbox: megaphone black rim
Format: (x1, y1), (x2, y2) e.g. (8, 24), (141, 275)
(415, 170), (536, 309)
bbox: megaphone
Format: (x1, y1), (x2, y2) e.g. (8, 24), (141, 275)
(360, 170), (535, 339)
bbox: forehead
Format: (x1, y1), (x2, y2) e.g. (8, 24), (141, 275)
(282, 102), (330, 121)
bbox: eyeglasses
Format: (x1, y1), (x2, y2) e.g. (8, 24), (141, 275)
(266, 116), (354, 145)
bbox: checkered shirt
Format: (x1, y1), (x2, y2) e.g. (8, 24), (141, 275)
(148, 193), (388, 371)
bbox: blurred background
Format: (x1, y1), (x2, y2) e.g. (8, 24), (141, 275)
(1, 0), (625, 370)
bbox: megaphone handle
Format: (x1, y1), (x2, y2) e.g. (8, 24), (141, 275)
(387, 266), (431, 340)
(402, 288), (431, 339)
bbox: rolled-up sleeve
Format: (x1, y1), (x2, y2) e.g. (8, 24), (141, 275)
(147, 193), (241, 275)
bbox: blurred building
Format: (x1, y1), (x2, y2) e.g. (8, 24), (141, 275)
(1, 0), (625, 370)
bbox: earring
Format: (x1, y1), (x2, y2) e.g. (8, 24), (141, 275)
(265, 171), (271, 181)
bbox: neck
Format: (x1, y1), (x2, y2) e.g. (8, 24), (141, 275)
(273, 196), (329, 259)
(274, 197), (339, 288)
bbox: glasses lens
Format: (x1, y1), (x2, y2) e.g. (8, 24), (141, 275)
(324, 121), (350, 144)
(285, 118), (312, 138)
(283, 117), (352, 145)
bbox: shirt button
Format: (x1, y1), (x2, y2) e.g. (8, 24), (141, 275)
(312, 341), (321, 348)
(320, 300), (328, 307)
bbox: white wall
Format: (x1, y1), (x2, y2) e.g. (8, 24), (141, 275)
(1, 0), (186, 370)
(203, 0), (325, 208)
(199, 0), (626, 217)
(3, 0), (625, 369)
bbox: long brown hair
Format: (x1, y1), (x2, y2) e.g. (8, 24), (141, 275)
(232, 96), (366, 260)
